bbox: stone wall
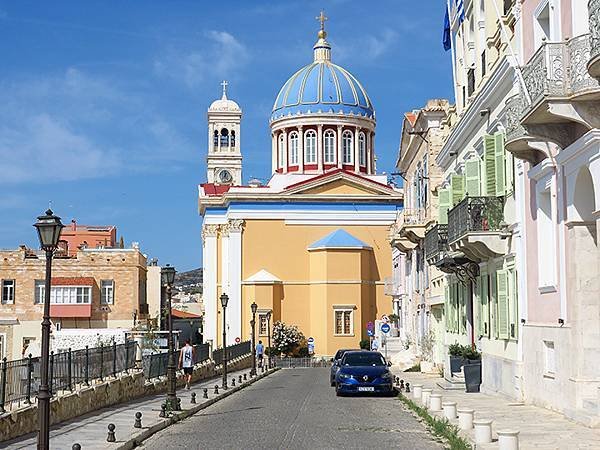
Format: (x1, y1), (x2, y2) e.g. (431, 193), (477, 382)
(0, 354), (252, 442)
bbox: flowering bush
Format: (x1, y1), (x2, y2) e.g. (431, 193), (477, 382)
(272, 321), (306, 356)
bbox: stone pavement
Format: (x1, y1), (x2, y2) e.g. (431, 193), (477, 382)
(2, 367), (277, 450)
(392, 370), (600, 450)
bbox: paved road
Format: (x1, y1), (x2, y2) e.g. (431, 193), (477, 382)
(141, 368), (442, 450)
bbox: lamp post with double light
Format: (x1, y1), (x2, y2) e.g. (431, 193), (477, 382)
(250, 302), (258, 376)
(266, 311), (272, 369)
(34, 209), (64, 450)
(220, 293), (229, 389)
(161, 265), (179, 411)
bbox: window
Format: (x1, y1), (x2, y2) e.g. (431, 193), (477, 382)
(324, 130), (336, 163)
(358, 132), (366, 166)
(537, 187), (556, 289)
(289, 132), (299, 165)
(304, 130), (317, 164)
(278, 134), (285, 167)
(544, 340), (556, 377)
(230, 130), (236, 147)
(101, 280), (114, 304)
(258, 313), (269, 336)
(220, 128), (229, 147)
(45, 286), (92, 304)
(213, 130), (219, 147)
(1, 280), (15, 304)
(22, 337), (36, 357)
(467, 68), (475, 97)
(35, 280), (45, 304)
(342, 131), (353, 164)
(334, 309), (353, 335)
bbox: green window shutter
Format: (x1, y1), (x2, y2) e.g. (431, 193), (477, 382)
(438, 188), (451, 224)
(505, 147), (514, 196)
(475, 277), (482, 336)
(497, 269), (509, 339)
(465, 158), (481, 197)
(480, 274), (489, 337)
(444, 284), (450, 329)
(484, 134), (496, 196)
(509, 269), (519, 340)
(451, 174), (465, 205)
(494, 132), (506, 196)
(451, 283), (458, 333)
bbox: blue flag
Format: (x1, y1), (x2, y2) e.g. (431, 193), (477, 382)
(443, 8), (451, 51)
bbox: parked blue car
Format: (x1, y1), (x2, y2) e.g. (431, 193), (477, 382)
(330, 349), (358, 386)
(335, 351), (394, 396)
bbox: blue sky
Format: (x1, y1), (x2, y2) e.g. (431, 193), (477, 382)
(0, 0), (453, 271)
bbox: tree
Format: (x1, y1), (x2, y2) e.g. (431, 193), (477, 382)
(272, 321), (306, 356)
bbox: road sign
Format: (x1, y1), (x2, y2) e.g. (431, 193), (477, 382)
(366, 321), (374, 331)
(367, 329), (374, 337)
(380, 323), (391, 334)
(308, 337), (315, 354)
(381, 314), (390, 323)
(235, 337), (241, 344)
(307, 337), (314, 343)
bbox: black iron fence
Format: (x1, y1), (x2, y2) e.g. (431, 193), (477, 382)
(424, 224), (449, 262)
(142, 343), (210, 380)
(0, 341), (136, 413)
(212, 341), (251, 366)
(447, 196), (505, 244)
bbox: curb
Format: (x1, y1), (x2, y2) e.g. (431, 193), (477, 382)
(116, 368), (280, 450)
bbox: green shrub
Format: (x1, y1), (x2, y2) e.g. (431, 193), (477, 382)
(404, 362), (421, 372)
(359, 339), (370, 350)
(448, 342), (463, 357)
(461, 346), (481, 360)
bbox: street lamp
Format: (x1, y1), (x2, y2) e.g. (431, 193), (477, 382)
(266, 311), (272, 369)
(250, 302), (258, 376)
(161, 264), (179, 411)
(220, 293), (229, 389)
(188, 319), (194, 345)
(33, 209), (64, 450)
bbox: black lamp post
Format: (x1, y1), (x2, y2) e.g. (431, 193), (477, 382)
(250, 302), (258, 376)
(220, 293), (229, 389)
(188, 319), (194, 345)
(161, 265), (179, 411)
(266, 311), (272, 369)
(33, 209), (64, 450)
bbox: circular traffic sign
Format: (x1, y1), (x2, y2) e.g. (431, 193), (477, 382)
(380, 323), (391, 334)
(235, 337), (241, 343)
(307, 337), (314, 343)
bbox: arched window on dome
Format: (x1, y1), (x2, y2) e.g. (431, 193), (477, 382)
(304, 130), (317, 164)
(289, 131), (299, 166)
(324, 130), (336, 164)
(342, 130), (353, 165)
(213, 130), (219, 148)
(358, 132), (366, 166)
(230, 130), (236, 147)
(278, 134), (285, 168)
(220, 128), (229, 147)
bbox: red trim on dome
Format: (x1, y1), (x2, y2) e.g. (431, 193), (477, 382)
(283, 168), (394, 191)
(202, 183), (231, 196)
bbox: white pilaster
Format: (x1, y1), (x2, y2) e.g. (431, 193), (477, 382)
(227, 219), (244, 345)
(354, 126), (360, 172)
(367, 132), (372, 174)
(317, 124), (324, 173)
(201, 224), (219, 346)
(337, 125), (343, 169)
(298, 126), (304, 173)
(271, 132), (277, 173)
(282, 129), (288, 174)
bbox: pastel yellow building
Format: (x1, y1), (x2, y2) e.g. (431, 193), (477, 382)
(198, 17), (403, 356)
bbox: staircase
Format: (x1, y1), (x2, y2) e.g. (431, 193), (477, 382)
(383, 337), (420, 371)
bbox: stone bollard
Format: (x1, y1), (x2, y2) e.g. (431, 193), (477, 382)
(72, 445), (81, 450)
(214, 385), (219, 395)
(400, 380), (405, 391)
(457, 408), (474, 430)
(395, 376), (400, 386)
(203, 388), (208, 399)
(239, 375), (243, 384)
(159, 403), (167, 418)
(231, 378), (236, 387)
(412, 384), (423, 400)
(498, 430), (520, 450)
(473, 419), (493, 444)
(429, 394), (442, 412)
(176, 397), (182, 411)
(134, 411), (142, 428)
(107, 423), (116, 442)
(442, 402), (457, 420)
(244, 373), (248, 381)
(191, 392), (197, 404)
(405, 382), (410, 393)
(421, 388), (432, 407)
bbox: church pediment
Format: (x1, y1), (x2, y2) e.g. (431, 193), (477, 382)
(282, 170), (398, 197)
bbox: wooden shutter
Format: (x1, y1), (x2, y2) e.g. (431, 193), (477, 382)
(497, 270), (509, 339)
(509, 268), (519, 339)
(484, 134), (496, 196)
(459, 283), (466, 334)
(444, 284), (450, 329)
(451, 174), (465, 205)
(438, 188), (451, 224)
(475, 277), (482, 336)
(465, 157), (481, 197)
(451, 283), (457, 333)
(480, 274), (489, 337)
(495, 132), (506, 196)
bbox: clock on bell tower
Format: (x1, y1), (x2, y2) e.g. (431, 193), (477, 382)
(206, 80), (243, 185)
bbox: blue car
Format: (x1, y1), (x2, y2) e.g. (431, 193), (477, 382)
(330, 348), (358, 386)
(335, 351), (394, 396)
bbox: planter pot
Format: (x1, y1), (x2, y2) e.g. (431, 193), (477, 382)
(467, 358), (481, 365)
(449, 356), (465, 374)
(463, 362), (481, 393)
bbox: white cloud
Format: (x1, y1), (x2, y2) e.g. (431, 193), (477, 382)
(334, 28), (399, 63)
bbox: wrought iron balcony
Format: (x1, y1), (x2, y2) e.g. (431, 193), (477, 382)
(424, 224), (448, 264)
(589, 0), (600, 79)
(447, 196), (508, 261)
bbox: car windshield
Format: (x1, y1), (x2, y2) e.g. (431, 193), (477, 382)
(342, 353), (386, 367)
(334, 349), (349, 360)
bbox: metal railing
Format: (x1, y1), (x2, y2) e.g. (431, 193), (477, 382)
(0, 341), (136, 412)
(272, 357), (331, 368)
(142, 343), (210, 380)
(589, 0), (600, 63)
(212, 341), (251, 366)
(447, 196), (505, 244)
(424, 224), (449, 261)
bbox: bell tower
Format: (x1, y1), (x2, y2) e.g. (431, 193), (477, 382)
(207, 80), (243, 185)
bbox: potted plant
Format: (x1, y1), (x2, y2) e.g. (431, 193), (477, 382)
(448, 342), (465, 374)
(461, 346), (482, 393)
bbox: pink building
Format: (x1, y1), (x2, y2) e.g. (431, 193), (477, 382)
(59, 220), (117, 256)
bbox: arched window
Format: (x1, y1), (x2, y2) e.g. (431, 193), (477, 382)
(289, 131), (299, 165)
(278, 134), (285, 168)
(304, 130), (317, 164)
(230, 130), (236, 147)
(213, 130), (219, 147)
(324, 130), (336, 164)
(358, 132), (366, 166)
(220, 128), (229, 147)
(342, 130), (353, 164)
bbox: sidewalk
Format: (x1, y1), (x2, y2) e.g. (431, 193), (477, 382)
(392, 370), (600, 449)
(2, 366), (276, 450)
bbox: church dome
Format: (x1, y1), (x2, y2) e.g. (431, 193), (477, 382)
(270, 27), (374, 122)
(209, 81), (241, 112)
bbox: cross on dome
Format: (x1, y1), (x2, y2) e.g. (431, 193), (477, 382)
(220, 80), (228, 99)
(316, 10), (328, 35)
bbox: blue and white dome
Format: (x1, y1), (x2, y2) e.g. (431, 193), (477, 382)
(271, 30), (375, 122)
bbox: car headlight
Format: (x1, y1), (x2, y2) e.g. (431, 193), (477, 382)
(338, 373), (352, 380)
(381, 372), (393, 380)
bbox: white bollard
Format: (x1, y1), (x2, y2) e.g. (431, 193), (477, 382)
(429, 394), (442, 411)
(412, 384), (423, 400)
(457, 408), (474, 430)
(442, 401), (457, 420)
(498, 430), (520, 450)
(473, 419), (493, 444)
(421, 388), (432, 407)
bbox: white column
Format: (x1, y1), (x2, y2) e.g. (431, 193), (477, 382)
(201, 224), (219, 346)
(282, 129), (288, 174)
(217, 125), (221, 152)
(221, 224), (230, 314)
(227, 219), (244, 346)
(367, 131), (372, 174)
(317, 124), (324, 173)
(271, 132), (277, 173)
(337, 125), (343, 168)
(298, 126), (304, 173)
(371, 132), (376, 173)
(354, 127), (360, 173)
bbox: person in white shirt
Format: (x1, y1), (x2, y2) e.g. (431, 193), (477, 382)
(178, 339), (195, 389)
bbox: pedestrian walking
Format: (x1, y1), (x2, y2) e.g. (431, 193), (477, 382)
(371, 337), (379, 352)
(179, 339), (195, 389)
(256, 340), (265, 368)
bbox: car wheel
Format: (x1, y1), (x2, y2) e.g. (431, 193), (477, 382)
(335, 384), (342, 397)
(330, 380), (335, 387)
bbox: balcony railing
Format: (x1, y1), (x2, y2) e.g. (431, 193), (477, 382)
(590, 0), (600, 68)
(383, 276), (403, 296)
(424, 224), (448, 262)
(447, 196), (505, 244)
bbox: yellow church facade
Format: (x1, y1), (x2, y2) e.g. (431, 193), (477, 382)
(198, 17), (403, 356)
